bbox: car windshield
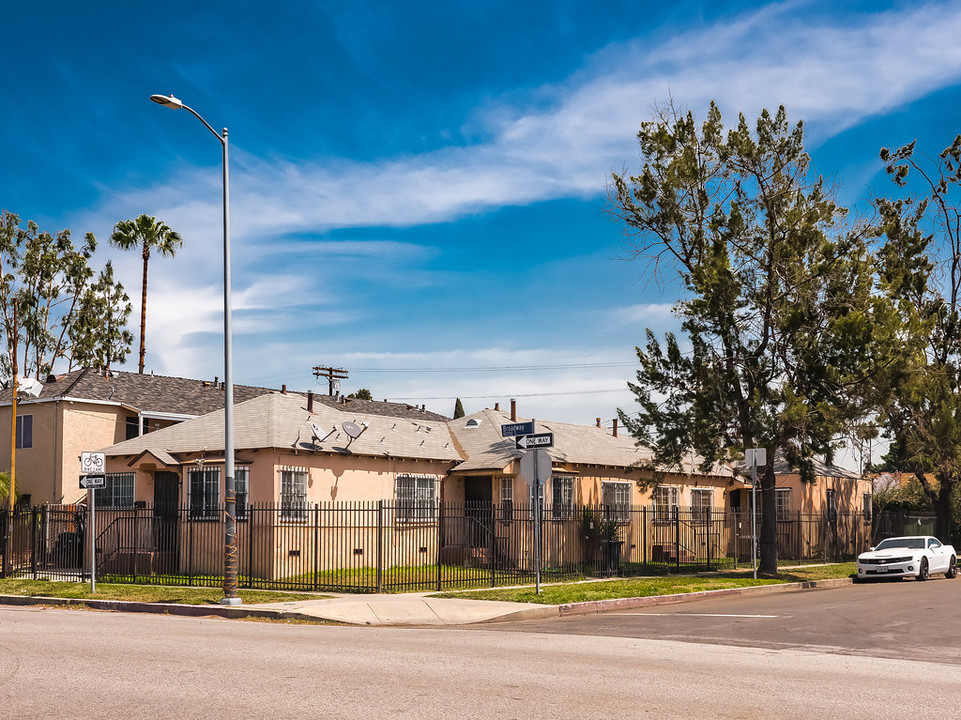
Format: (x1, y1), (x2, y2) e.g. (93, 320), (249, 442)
(875, 537), (925, 550)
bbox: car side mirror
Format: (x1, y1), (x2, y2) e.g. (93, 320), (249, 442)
(868, 547), (875, 552)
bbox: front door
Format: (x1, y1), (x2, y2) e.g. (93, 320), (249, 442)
(464, 476), (493, 548)
(153, 472), (180, 568)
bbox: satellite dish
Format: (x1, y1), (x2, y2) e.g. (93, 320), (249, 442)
(342, 421), (363, 439)
(18, 376), (42, 398)
(306, 421), (335, 445)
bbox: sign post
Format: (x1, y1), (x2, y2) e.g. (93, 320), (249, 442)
(80, 452), (106, 593)
(516, 425), (552, 594)
(745, 448), (767, 579)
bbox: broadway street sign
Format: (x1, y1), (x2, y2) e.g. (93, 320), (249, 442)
(501, 421), (535, 437)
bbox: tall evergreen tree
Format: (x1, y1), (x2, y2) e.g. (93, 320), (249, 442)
(875, 135), (961, 543)
(0, 211), (102, 380)
(610, 103), (893, 574)
(69, 261), (134, 373)
(109, 214), (182, 373)
(453, 398), (465, 419)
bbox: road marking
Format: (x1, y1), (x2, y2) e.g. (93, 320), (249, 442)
(620, 613), (779, 618)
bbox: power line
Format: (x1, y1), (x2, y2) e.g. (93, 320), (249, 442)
(348, 361), (637, 373)
(387, 388), (629, 401)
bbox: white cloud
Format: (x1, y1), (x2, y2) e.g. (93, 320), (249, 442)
(82, 3), (961, 251)
(82, 2), (961, 428)
(603, 303), (678, 331)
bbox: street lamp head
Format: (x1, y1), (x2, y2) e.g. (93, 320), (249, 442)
(150, 93), (184, 109)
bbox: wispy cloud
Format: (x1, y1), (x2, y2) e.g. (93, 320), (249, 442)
(84, 2), (961, 251)
(90, 1), (961, 427)
(603, 303), (678, 331)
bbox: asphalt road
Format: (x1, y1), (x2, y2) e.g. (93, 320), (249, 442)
(483, 575), (961, 664)
(2, 587), (961, 720)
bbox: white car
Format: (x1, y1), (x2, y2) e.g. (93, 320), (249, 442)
(857, 536), (957, 581)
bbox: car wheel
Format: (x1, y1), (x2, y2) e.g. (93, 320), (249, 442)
(918, 558), (929, 581)
(947, 556), (957, 579)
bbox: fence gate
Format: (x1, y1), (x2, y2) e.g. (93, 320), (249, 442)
(1, 505), (87, 582)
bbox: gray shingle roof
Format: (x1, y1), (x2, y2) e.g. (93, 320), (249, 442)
(36, 367), (275, 416)
(30, 368), (449, 423)
(104, 391), (462, 463)
(448, 409), (655, 472)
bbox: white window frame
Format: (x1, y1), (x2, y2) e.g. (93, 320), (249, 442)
(395, 474), (437, 522)
(551, 475), (575, 520)
(281, 469), (308, 521)
(499, 477), (513, 522)
(235, 467), (249, 521)
(98, 472), (134, 508)
(653, 485), (679, 522)
(825, 488), (837, 522)
(776, 488), (792, 522)
(15, 414), (32, 449)
(691, 488), (713, 523)
(188, 467), (220, 520)
(602, 481), (631, 523)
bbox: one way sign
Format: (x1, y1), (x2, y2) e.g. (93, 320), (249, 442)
(516, 433), (554, 450)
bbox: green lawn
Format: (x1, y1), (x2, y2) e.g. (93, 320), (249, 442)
(430, 563), (857, 605)
(0, 578), (323, 605)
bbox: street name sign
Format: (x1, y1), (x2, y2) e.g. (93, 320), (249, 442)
(80, 474), (106, 489)
(501, 421), (534, 437)
(515, 433), (554, 450)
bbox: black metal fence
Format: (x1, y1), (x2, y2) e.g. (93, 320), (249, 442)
(871, 509), (942, 545)
(0, 502), (871, 592)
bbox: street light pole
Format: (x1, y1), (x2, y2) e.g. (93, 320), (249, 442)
(150, 93), (240, 605)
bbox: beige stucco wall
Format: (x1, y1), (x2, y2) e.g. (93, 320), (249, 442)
(775, 473), (872, 516)
(104, 448), (459, 507)
(0, 401), (59, 504)
(0, 400), (153, 505)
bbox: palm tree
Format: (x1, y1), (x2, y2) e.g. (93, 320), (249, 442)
(0, 471), (16, 506)
(109, 215), (182, 373)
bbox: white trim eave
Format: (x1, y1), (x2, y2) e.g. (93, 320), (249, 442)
(0, 396), (125, 409)
(0, 396), (197, 421)
(139, 410), (197, 422)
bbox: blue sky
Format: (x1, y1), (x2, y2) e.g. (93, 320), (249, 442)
(5, 1), (961, 441)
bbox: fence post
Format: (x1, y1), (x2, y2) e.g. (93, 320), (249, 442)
(31, 507), (39, 579)
(674, 506), (680, 571)
(490, 504), (496, 588)
(187, 508), (194, 585)
(247, 504), (251, 588)
(706, 507), (712, 571)
(436, 501), (443, 592)
(313, 504), (320, 592)
(376, 501), (384, 593)
(643, 506), (648, 572)
(132, 506), (140, 583)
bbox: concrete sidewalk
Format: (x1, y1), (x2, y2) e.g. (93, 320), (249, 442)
(0, 578), (851, 626)
(242, 592), (557, 625)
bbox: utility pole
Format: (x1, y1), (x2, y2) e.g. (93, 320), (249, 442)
(4, 306), (17, 577)
(312, 366), (348, 396)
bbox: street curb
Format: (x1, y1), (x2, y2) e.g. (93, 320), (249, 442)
(0, 594), (323, 623)
(0, 578), (853, 625)
(554, 577), (853, 618)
